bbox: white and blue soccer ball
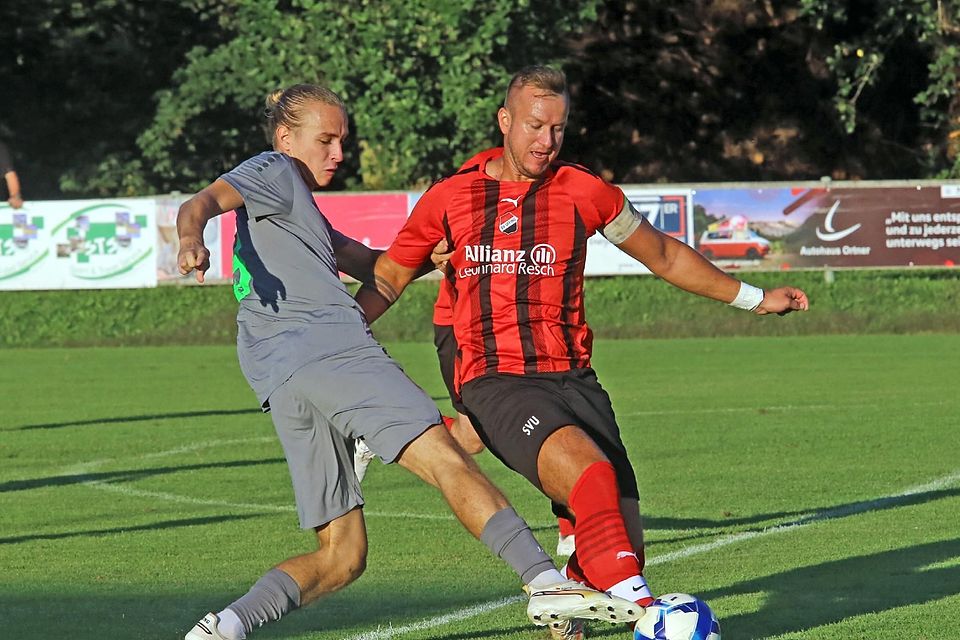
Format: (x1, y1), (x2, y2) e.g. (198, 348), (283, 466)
(633, 593), (721, 640)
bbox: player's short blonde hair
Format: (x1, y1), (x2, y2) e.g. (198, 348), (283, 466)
(504, 66), (568, 107)
(264, 84), (345, 143)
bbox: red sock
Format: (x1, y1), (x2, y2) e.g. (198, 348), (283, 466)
(563, 550), (597, 589)
(558, 515), (575, 538)
(568, 461), (642, 592)
(442, 415), (455, 431)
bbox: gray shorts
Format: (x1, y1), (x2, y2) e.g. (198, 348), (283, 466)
(268, 342), (442, 529)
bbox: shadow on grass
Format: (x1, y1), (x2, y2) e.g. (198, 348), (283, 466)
(0, 457), (285, 493)
(0, 587), (533, 640)
(701, 538), (960, 638)
(643, 485), (960, 546)
(0, 514), (263, 545)
(12, 408), (263, 431)
(431, 626), (533, 639)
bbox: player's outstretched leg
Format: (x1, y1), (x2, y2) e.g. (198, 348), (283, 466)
(393, 424), (641, 630)
(538, 427), (654, 614)
(185, 506), (368, 639)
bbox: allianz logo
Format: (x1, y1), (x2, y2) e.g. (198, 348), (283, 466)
(463, 243), (557, 266)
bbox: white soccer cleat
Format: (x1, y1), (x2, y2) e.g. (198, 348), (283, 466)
(353, 438), (375, 482)
(185, 613), (229, 640)
(556, 533), (576, 557)
(525, 579), (644, 628)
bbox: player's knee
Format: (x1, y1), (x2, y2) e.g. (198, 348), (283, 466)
(323, 540), (367, 585)
(452, 420), (485, 455)
(399, 424), (471, 474)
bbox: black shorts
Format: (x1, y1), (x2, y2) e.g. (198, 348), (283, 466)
(460, 368), (638, 500)
(433, 323), (467, 414)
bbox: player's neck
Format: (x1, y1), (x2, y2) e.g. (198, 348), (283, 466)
(485, 157), (535, 183)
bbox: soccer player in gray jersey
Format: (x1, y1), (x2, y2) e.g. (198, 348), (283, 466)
(176, 84), (640, 640)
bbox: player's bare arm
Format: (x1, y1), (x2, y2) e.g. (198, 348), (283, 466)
(616, 215), (809, 315)
(336, 237), (452, 287)
(177, 179), (243, 283)
(354, 253), (420, 323)
(331, 231), (382, 285)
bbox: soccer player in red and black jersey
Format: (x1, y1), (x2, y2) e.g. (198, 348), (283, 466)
(430, 147), (579, 556)
(357, 66), (808, 621)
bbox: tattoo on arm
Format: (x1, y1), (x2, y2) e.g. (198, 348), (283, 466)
(374, 275), (400, 304)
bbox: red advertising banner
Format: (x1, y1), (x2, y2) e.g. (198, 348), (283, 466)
(694, 185), (960, 269)
(313, 193), (410, 250)
(217, 193), (411, 281)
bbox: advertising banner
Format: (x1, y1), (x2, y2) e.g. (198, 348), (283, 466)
(217, 193), (411, 283)
(156, 195), (226, 283)
(585, 189), (695, 275)
(315, 192), (411, 250)
(0, 198), (157, 290)
(694, 185), (960, 269)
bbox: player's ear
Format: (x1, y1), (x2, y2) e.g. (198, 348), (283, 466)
(275, 124), (293, 153)
(497, 107), (510, 135)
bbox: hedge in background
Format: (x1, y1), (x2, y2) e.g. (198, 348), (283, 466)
(1, 268), (958, 348)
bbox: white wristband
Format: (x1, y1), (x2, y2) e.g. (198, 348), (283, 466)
(729, 281), (764, 311)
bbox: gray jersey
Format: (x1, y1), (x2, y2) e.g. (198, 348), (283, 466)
(220, 152), (370, 407)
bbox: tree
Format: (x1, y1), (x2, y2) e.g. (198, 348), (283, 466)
(0, 0), (227, 198)
(138, 0), (601, 193)
(562, 0), (959, 183)
(798, 0), (960, 177)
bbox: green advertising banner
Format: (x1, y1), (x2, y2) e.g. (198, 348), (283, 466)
(0, 198), (156, 290)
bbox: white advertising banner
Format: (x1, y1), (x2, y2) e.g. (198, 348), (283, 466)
(0, 198), (157, 290)
(584, 188), (695, 275)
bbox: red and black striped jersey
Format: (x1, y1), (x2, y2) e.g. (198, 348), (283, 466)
(388, 147), (625, 389)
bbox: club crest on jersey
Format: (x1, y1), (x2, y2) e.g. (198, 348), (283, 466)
(498, 211), (519, 235)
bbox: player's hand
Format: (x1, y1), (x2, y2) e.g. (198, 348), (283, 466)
(178, 237), (211, 284)
(756, 286), (809, 316)
(8, 194), (23, 209)
(430, 239), (453, 272)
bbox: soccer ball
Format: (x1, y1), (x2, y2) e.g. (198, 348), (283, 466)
(633, 593), (721, 640)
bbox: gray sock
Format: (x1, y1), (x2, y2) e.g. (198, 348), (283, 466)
(480, 507), (556, 584)
(227, 568), (302, 634)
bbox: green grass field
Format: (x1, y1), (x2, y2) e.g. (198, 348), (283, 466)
(2, 335), (959, 639)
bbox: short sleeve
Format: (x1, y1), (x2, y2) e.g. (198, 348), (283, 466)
(592, 180), (625, 226)
(387, 184), (447, 268)
(220, 152), (296, 219)
(556, 164), (625, 233)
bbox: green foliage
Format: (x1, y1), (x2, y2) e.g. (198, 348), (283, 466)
(0, 0), (227, 198)
(5, 1), (960, 196)
(799, 0), (960, 176)
(2, 269), (958, 348)
(138, 0), (600, 192)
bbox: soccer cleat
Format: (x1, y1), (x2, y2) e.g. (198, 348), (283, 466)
(556, 532), (576, 557)
(525, 579), (644, 628)
(185, 613), (229, 640)
(548, 618), (586, 640)
(353, 438), (375, 482)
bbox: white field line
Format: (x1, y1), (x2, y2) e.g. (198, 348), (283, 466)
(623, 399), (950, 418)
(54, 440), (960, 638)
(349, 596), (525, 640)
(61, 437), (469, 522)
(340, 469), (960, 640)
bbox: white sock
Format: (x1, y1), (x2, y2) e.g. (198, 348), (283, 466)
(217, 608), (246, 640)
(607, 575), (653, 604)
(527, 568), (566, 589)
